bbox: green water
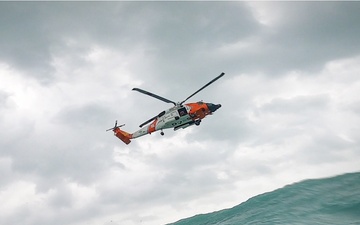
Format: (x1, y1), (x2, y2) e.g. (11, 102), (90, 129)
(169, 172), (360, 225)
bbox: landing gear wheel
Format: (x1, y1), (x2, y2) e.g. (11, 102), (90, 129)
(195, 120), (201, 126)
(160, 131), (164, 136)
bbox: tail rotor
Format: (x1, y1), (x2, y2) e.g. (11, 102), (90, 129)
(106, 120), (125, 132)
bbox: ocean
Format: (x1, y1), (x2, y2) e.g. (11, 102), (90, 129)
(168, 172), (360, 225)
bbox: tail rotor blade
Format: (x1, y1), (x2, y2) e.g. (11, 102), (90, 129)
(106, 127), (114, 132)
(106, 121), (125, 131)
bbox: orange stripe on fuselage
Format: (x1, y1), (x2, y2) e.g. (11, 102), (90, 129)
(148, 118), (158, 134)
(186, 102), (211, 120)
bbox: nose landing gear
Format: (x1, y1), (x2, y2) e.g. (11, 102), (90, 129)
(160, 130), (164, 136)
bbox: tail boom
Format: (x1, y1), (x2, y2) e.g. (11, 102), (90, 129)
(113, 127), (132, 145)
(108, 120), (159, 144)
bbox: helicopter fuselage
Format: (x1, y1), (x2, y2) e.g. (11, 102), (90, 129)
(108, 72), (224, 144)
(132, 102), (221, 139)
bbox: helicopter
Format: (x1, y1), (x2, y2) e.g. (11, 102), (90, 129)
(107, 72), (224, 144)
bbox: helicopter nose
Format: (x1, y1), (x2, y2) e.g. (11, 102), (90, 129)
(207, 103), (222, 113)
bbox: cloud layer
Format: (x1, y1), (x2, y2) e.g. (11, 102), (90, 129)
(1, 2), (360, 225)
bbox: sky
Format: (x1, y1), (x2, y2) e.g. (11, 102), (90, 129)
(1, 1), (360, 225)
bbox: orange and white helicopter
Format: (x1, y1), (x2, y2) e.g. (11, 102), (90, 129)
(107, 72), (224, 144)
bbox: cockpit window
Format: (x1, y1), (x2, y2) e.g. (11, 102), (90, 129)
(178, 107), (187, 116)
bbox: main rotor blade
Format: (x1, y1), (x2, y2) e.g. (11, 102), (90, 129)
(139, 111), (166, 128)
(132, 88), (176, 105)
(180, 72), (225, 105)
(139, 115), (158, 128)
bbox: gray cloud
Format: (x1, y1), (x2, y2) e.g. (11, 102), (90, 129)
(0, 2), (360, 225)
(259, 94), (330, 115)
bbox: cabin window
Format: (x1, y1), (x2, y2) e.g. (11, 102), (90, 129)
(178, 107), (187, 116)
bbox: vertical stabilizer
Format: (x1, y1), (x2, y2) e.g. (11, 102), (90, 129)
(113, 127), (132, 144)
(106, 121), (132, 145)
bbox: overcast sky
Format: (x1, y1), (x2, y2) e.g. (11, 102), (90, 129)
(1, 2), (360, 225)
